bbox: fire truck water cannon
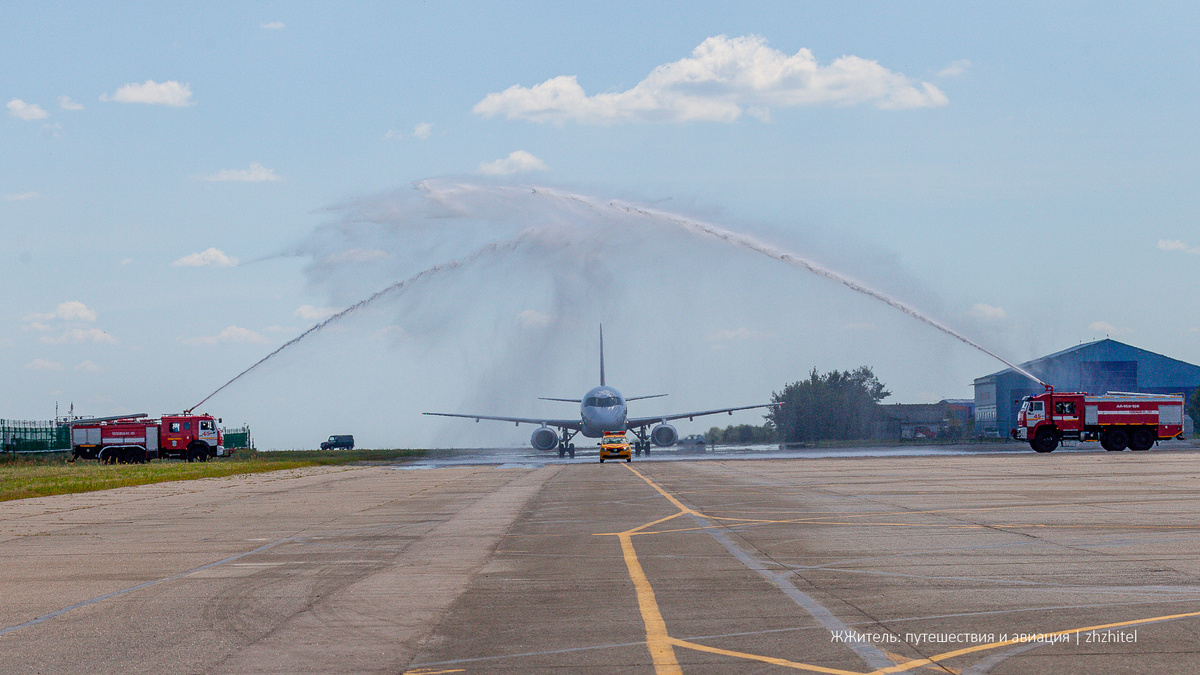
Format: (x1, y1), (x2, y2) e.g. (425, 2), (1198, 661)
(1013, 390), (1185, 453)
(66, 412), (227, 464)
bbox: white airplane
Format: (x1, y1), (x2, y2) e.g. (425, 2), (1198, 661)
(424, 327), (779, 458)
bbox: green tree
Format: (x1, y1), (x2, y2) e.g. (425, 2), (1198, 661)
(1188, 386), (1200, 433)
(767, 366), (891, 444)
(704, 423), (776, 445)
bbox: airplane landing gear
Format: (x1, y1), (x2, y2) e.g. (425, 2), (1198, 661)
(557, 429), (578, 459)
(631, 428), (652, 457)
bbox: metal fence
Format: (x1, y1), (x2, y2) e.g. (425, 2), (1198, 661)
(1, 420), (71, 453)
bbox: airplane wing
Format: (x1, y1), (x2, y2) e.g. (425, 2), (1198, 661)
(626, 402), (780, 428)
(423, 412), (582, 431)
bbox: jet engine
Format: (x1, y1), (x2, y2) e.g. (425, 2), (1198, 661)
(530, 427), (559, 451)
(650, 423), (678, 447)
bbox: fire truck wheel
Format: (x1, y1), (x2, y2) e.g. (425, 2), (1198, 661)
(1032, 428), (1058, 453)
(1129, 427), (1155, 451)
(1101, 428), (1128, 452)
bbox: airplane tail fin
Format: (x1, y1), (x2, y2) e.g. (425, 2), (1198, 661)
(599, 325), (605, 386)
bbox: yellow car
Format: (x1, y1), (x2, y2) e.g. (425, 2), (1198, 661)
(599, 432), (632, 463)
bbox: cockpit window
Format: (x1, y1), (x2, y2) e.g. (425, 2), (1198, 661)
(585, 396), (620, 407)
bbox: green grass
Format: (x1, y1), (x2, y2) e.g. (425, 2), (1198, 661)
(0, 448), (427, 503)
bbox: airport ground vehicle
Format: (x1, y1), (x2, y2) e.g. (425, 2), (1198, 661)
(677, 434), (706, 451)
(599, 431), (632, 463)
(321, 434), (355, 450)
(1013, 390), (1184, 453)
(69, 413), (225, 463)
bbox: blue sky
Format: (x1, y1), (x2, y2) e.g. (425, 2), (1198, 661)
(4, 3), (1198, 449)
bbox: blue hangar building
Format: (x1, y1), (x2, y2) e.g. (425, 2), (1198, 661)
(973, 339), (1200, 438)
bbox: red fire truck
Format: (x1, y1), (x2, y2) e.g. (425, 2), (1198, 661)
(1013, 390), (1184, 453)
(68, 412), (225, 463)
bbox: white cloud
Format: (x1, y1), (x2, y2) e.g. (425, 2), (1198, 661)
(58, 95), (84, 110)
(75, 360), (102, 372)
(1158, 239), (1200, 254)
(40, 328), (117, 345)
(261, 21), (285, 30)
(183, 326), (269, 346)
(479, 150), (548, 176)
(101, 80), (194, 107)
(27, 301), (98, 323)
(384, 123), (432, 141)
(7, 98), (49, 120)
(295, 305), (339, 321)
(324, 248), (389, 264)
(938, 60), (972, 77)
(1089, 321), (1132, 336)
(516, 309), (552, 329)
(24, 359), (64, 372)
(173, 248), (238, 267)
(57, 301), (97, 321)
(201, 162), (281, 182)
(473, 35), (947, 125)
(968, 303), (1007, 320)
(3, 192), (40, 201)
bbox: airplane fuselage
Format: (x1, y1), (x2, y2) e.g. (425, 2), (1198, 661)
(579, 385), (628, 437)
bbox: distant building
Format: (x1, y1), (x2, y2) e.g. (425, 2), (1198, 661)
(973, 339), (1200, 438)
(876, 400), (974, 440)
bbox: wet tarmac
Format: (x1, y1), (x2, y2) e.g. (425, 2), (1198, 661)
(398, 438), (1200, 470)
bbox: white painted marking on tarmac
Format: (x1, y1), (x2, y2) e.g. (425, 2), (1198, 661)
(693, 516), (896, 671)
(961, 641), (1047, 675)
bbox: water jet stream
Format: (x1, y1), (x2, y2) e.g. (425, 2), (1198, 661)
(525, 185), (1047, 388)
(189, 231), (534, 411)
